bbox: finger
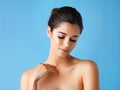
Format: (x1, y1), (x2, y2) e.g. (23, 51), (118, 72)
(43, 63), (56, 67)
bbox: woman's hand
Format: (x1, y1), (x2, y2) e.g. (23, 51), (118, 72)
(30, 63), (58, 81)
(21, 63), (58, 90)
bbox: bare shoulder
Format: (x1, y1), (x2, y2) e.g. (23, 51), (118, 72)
(21, 64), (41, 77)
(75, 59), (100, 90)
(21, 68), (33, 79)
(79, 59), (98, 70)
(20, 68), (34, 84)
(75, 58), (98, 70)
(73, 58), (99, 74)
(20, 68), (34, 90)
(20, 64), (42, 81)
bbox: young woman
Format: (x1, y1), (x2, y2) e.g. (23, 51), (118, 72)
(20, 6), (99, 90)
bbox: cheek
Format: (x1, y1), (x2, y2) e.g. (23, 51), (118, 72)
(52, 36), (61, 46)
(70, 43), (77, 49)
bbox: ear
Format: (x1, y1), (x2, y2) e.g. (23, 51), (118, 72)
(47, 26), (52, 37)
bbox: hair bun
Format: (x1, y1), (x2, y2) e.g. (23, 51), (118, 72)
(51, 8), (59, 15)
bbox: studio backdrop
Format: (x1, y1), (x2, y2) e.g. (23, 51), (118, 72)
(0, 0), (120, 90)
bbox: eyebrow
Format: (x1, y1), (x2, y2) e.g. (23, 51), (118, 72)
(57, 31), (79, 37)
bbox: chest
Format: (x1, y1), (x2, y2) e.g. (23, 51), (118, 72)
(37, 72), (82, 90)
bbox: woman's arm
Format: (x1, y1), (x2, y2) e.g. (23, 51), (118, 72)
(27, 76), (37, 90)
(20, 64), (58, 90)
(83, 60), (100, 90)
(20, 69), (45, 90)
(20, 70), (31, 90)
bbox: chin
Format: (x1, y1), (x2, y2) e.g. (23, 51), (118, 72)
(57, 52), (69, 58)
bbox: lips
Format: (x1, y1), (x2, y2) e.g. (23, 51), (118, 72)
(59, 48), (69, 52)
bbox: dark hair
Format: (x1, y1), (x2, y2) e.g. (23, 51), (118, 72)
(48, 6), (83, 34)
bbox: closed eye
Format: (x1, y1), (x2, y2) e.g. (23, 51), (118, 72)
(70, 39), (77, 42)
(58, 36), (65, 39)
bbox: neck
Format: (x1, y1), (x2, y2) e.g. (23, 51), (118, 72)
(45, 48), (72, 67)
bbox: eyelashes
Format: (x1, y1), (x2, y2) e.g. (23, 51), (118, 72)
(70, 39), (76, 42)
(58, 36), (77, 42)
(58, 36), (64, 39)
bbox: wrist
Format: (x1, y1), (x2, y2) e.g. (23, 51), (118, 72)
(29, 76), (38, 83)
(28, 76), (37, 90)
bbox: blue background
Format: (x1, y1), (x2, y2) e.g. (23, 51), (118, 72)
(0, 0), (120, 90)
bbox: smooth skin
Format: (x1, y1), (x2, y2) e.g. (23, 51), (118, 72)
(20, 22), (99, 90)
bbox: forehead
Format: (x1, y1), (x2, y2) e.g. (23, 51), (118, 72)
(53, 22), (80, 35)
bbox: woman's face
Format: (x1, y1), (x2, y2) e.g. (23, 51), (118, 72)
(47, 22), (80, 57)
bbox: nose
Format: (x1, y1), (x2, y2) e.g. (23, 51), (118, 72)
(63, 39), (70, 48)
